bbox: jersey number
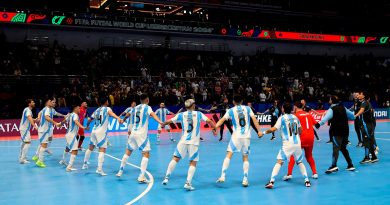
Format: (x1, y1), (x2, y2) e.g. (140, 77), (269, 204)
(238, 112), (246, 127)
(287, 122), (298, 136)
(135, 111), (141, 124)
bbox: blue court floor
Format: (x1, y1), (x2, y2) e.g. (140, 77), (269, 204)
(1, 122), (389, 205)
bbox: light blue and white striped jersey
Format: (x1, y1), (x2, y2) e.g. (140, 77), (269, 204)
(91, 106), (112, 133)
(131, 104), (153, 135)
(65, 113), (80, 137)
(274, 114), (302, 145)
(223, 105), (255, 139)
(124, 107), (136, 125)
(38, 107), (57, 133)
(155, 108), (171, 122)
(19, 107), (33, 131)
(171, 111), (209, 145)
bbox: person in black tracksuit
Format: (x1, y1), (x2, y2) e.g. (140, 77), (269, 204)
(262, 100), (281, 140)
(301, 99), (320, 141)
(354, 91), (378, 164)
(247, 102), (259, 133)
(350, 93), (363, 147)
(315, 95), (356, 174)
(214, 98), (233, 141)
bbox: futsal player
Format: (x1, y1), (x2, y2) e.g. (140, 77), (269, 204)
(18, 99), (38, 164)
(215, 95), (263, 187)
(315, 96), (356, 174)
(81, 97), (124, 176)
(263, 102), (311, 188)
(120, 101), (136, 137)
(32, 97), (62, 168)
(60, 105), (86, 172)
(283, 102), (318, 181)
(115, 94), (163, 183)
(354, 91), (378, 164)
(155, 102), (175, 144)
(301, 99), (320, 141)
(261, 100), (281, 140)
(77, 101), (88, 151)
(161, 99), (217, 191)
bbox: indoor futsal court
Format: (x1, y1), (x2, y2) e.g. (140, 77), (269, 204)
(1, 122), (389, 205)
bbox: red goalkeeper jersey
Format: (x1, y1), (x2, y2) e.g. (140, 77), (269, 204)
(295, 110), (316, 147)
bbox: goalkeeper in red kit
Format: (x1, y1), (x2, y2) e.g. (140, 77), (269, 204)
(283, 102), (318, 181)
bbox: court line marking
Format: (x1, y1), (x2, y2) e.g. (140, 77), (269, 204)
(0, 145), (153, 205)
(375, 132), (390, 134)
(376, 138), (390, 141)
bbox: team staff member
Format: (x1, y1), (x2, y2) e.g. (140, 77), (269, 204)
(354, 91), (378, 164)
(350, 92), (363, 147)
(212, 98), (233, 141)
(261, 100), (281, 140)
(315, 96), (356, 174)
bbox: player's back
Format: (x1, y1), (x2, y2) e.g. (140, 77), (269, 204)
(132, 104), (153, 135)
(226, 105), (253, 139)
(278, 114), (302, 145)
(66, 113), (79, 136)
(294, 110), (315, 145)
(20, 107), (32, 131)
(92, 106), (111, 133)
(38, 107), (52, 132)
(175, 110), (207, 145)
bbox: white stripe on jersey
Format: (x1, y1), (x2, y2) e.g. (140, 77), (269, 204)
(19, 107), (32, 131)
(155, 108), (171, 122)
(171, 111), (209, 146)
(66, 113), (79, 136)
(131, 104), (153, 135)
(92, 106), (112, 133)
(223, 105), (254, 139)
(274, 114), (302, 144)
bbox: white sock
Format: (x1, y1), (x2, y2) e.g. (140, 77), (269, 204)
(140, 157), (149, 177)
(271, 163), (282, 182)
(157, 133), (161, 140)
(221, 158), (230, 178)
(83, 149), (92, 164)
(186, 165), (196, 184)
(298, 163), (309, 181)
(35, 145), (41, 156)
(97, 152), (105, 171)
(243, 161), (249, 179)
(19, 142), (24, 159)
(38, 147), (46, 162)
(68, 154), (76, 167)
(62, 150), (68, 161)
(119, 154), (129, 171)
(22, 143), (31, 160)
(168, 132), (173, 139)
(165, 160), (178, 178)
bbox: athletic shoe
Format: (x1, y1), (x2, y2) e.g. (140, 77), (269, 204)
(360, 157), (371, 164)
(216, 177), (225, 183)
(326, 141), (333, 144)
(45, 149), (53, 155)
(138, 176), (149, 184)
(347, 141), (351, 145)
(370, 157), (379, 163)
(356, 142), (363, 147)
(316, 138), (321, 141)
(200, 137), (205, 142)
(32, 155), (38, 162)
(265, 181), (274, 189)
(305, 180), (311, 187)
(96, 169), (107, 176)
(19, 159), (30, 164)
(375, 147), (380, 155)
(66, 167), (77, 172)
(116, 171), (123, 177)
(270, 136), (276, 141)
(36, 160), (46, 168)
(283, 175), (293, 181)
(346, 165), (356, 171)
(81, 163), (89, 170)
(162, 177), (169, 185)
(59, 160), (68, 166)
(312, 174), (318, 179)
(242, 178), (249, 187)
(184, 182), (195, 191)
(325, 166), (339, 174)
(218, 137), (223, 142)
(170, 138), (176, 142)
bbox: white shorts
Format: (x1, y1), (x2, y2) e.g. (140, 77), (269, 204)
(38, 130), (50, 144)
(157, 124), (170, 131)
(89, 131), (108, 148)
(20, 130), (31, 142)
(277, 143), (303, 163)
(173, 142), (199, 161)
(227, 138), (250, 155)
(65, 134), (79, 151)
(127, 133), (151, 152)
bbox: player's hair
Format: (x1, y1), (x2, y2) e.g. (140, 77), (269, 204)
(44, 96), (56, 103)
(233, 95), (243, 104)
(72, 104), (79, 110)
(360, 91), (369, 99)
(294, 101), (304, 109)
(99, 97), (108, 106)
(140, 93), (149, 102)
(331, 95), (340, 104)
(283, 102), (293, 114)
(26, 99), (34, 105)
